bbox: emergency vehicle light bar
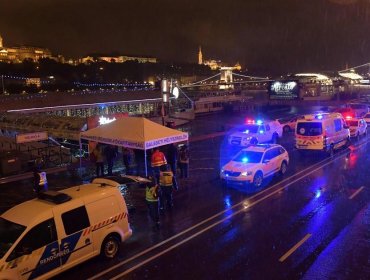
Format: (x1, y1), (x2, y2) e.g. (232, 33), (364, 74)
(38, 191), (72, 204)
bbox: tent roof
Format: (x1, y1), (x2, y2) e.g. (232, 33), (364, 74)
(80, 117), (188, 150)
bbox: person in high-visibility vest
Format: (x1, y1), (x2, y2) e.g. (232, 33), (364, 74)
(145, 176), (160, 229)
(159, 165), (177, 212)
(151, 148), (167, 184)
(33, 158), (48, 195)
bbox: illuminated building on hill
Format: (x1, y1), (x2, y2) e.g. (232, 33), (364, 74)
(0, 34), (58, 63)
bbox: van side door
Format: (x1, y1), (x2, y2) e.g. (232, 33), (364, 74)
(53, 203), (94, 271)
(6, 218), (60, 280)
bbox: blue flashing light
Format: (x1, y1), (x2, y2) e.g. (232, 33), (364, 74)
(316, 114), (323, 120)
(315, 189), (322, 198)
(244, 130), (250, 134)
(242, 157), (249, 163)
(259, 130), (264, 134)
(256, 120), (263, 125)
(224, 196), (231, 208)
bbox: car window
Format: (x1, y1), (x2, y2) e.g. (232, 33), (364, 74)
(296, 122), (322, 136)
(263, 150), (274, 161)
(62, 206), (90, 235)
(237, 125), (259, 134)
(233, 150), (263, 163)
(7, 219), (57, 261)
(0, 217), (26, 259)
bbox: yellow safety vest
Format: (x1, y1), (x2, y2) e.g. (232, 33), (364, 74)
(159, 171), (173, 187)
(146, 186), (158, 202)
(38, 172), (47, 186)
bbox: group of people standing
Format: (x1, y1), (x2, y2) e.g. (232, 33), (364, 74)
(146, 144), (189, 230)
(91, 144), (134, 177)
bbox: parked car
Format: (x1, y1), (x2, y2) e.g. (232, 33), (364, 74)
(220, 144), (289, 187)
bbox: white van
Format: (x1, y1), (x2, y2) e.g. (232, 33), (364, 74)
(295, 113), (350, 155)
(228, 119), (283, 146)
(0, 178), (132, 280)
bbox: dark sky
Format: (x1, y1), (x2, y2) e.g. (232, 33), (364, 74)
(0, 0), (369, 74)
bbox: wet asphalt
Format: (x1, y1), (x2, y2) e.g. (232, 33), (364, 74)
(0, 108), (369, 280)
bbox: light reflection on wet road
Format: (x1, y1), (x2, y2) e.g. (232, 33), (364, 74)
(0, 111), (368, 280)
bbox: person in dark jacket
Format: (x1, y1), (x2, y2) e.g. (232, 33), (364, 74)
(179, 144), (189, 178)
(166, 144), (178, 176)
(104, 145), (118, 176)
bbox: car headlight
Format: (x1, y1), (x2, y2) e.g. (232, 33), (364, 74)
(241, 171), (253, 176)
(243, 137), (251, 141)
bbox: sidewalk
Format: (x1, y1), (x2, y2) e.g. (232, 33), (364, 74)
(0, 129), (229, 184)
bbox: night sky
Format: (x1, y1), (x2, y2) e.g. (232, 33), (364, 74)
(0, 0), (369, 74)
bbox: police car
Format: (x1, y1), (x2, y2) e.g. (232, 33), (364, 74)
(0, 178), (132, 280)
(228, 119), (283, 146)
(345, 117), (367, 140)
(220, 144), (289, 187)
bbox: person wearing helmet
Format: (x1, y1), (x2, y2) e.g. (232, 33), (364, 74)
(33, 158), (48, 195)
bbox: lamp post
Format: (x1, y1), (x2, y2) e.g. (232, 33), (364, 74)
(1, 75), (4, 94)
(161, 79), (169, 126)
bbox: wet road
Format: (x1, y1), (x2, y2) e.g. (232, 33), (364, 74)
(1, 110), (369, 280)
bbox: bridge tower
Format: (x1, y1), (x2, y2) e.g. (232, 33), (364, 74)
(219, 67), (234, 89)
(198, 46), (203, 65)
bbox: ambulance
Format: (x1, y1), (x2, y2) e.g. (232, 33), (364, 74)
(295, 113), (350, 156)
(0, 178), (132, 280)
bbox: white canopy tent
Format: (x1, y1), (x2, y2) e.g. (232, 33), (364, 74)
(79, 117), (189, 175)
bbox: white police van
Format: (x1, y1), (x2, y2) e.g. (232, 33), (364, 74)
(228, 119), (283, 146)
(0, 178), (132, 280)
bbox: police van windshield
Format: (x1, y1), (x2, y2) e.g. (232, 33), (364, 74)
(237, 124), (259, 134)
(233, 151), (263, 163)
(0, 217), (26, 258)
(296, 122), (323, 136)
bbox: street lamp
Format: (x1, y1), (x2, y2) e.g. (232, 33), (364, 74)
(1, 75), (4, 94)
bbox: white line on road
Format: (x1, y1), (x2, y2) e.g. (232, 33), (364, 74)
(349, 186), (365, 200)
(89, 149), (350, 280)
(279, 233), (312, 262)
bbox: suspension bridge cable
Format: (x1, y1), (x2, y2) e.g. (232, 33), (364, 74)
(232, 73), (269, 80)
(184, 73), (221, 86)
(338, 62), (370, 73)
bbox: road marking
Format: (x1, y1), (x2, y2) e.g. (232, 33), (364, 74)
(349, 186), (365, 200)
(279, 234), (312, 262)
(89, 150), (350, 280)
(91, 139), (370, 279)
(89, 153), (336, 280)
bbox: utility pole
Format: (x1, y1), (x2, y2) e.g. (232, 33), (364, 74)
(161, 79), (169, 126)
(1, 75), (4, 94)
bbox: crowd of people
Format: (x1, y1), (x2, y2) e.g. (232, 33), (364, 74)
(90, 142), (189, 231)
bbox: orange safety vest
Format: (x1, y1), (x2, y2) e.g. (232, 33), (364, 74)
(151, 151), (167, 167)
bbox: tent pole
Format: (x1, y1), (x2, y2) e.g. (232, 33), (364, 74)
(144, 149), (148, 177)
(79, 139), (82, 169)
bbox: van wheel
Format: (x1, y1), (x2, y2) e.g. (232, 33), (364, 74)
(101, 235), (120, 259)
(280, 161), (287, 175)
(253, 171), (263, 188)
(283, 125), (290, 133)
